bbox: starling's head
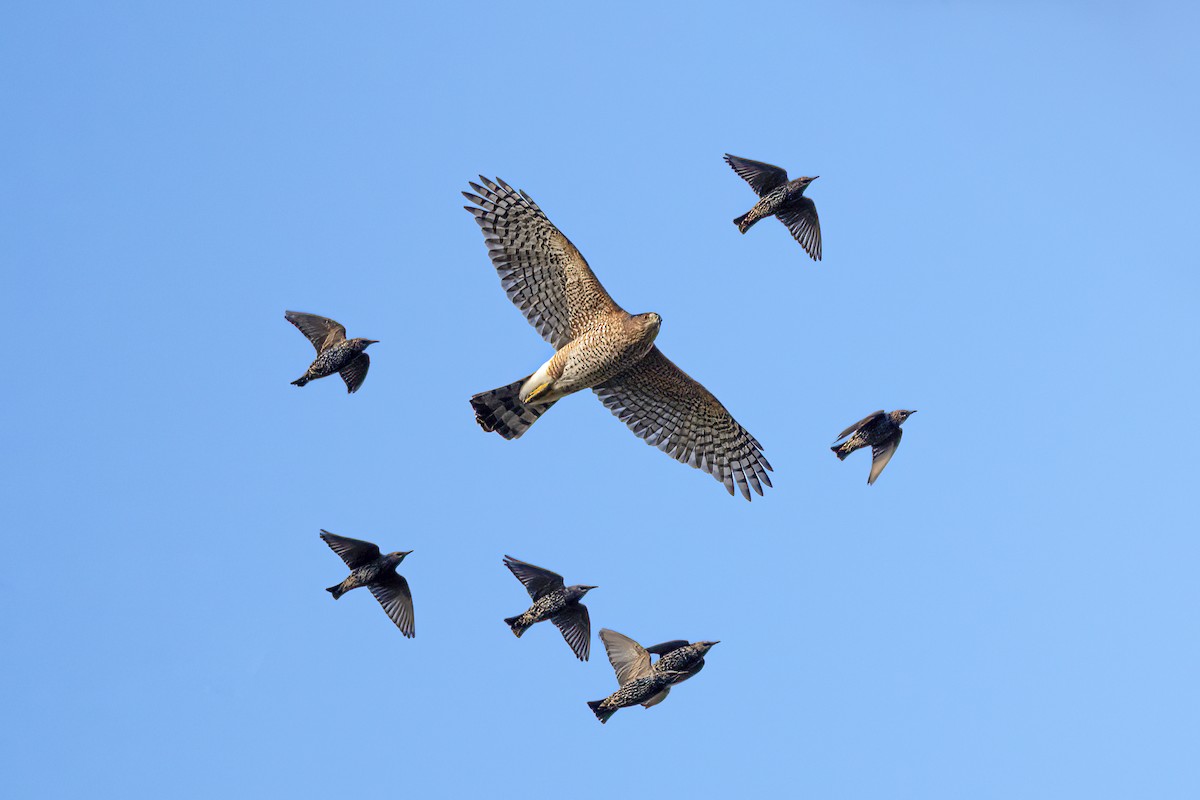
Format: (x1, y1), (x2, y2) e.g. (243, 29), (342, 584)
(796, 175), (818, 188)
(695, 641), (720, 655)
(569, 584), (598, 598)
(891, 409), (916, 425)
(350, 337), (379, 351)
(387, 549), (413, 563)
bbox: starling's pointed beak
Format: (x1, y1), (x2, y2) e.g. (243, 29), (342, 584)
(366, 339), (380, 345)
(811, 176), (819, 181)
(402, 550), (414, 556)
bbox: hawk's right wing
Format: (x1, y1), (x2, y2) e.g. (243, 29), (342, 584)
(464, 177), (622, 350)
(594, 348), (773, 501)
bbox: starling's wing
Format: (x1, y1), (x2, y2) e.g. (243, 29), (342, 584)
(594, 348), (773, 501)
(776, 197), (822, 261)
(645, 639), (690, 657)
(599, 629), (653, 685)
(641, 687), (671, 709)
(502, 555), (566, 600)
(463, 177), (623, 350)
(723, 154), (789, 196)
(834, 411), (885, 443)
(868, 429), (903, 485)
(671, 658), (706, 684)
(339, 353), (370, 394)
(285, 311), (347, 353)
(551, 603), (591, 661)
(368, 572), (414, 638)
(320, 530), (382, 570)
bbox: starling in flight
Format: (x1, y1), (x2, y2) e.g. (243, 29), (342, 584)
(587, 629), (719, 723)
(285, 311), (377, 393)
(464, 177), (772, 500)
(831, 410), (916, 485)
(320, 530), (415, 637)
(502, 555), (596, 661)
(724, 154), (822, 260)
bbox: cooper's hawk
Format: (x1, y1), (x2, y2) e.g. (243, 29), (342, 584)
(464, 177), (773, 500)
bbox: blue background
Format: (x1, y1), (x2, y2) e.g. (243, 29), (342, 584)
(3, 2), (1198, 797)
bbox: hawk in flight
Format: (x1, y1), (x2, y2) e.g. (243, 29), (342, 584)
(464, 177), (773, 500)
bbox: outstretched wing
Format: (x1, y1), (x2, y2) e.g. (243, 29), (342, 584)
(599, 629), (653, 686)
(645, 639), (690, 657)
(834, 411), (885, 443)
(463, 177), (622, 350)
(502, 555), (565, 600)
(868, 429), (903, 485)
(285, 311), (347, 353)
(369, 572), (414, 638)
(776, 196), (822, 261)
(551, 604), (591, 661)
(320, 530), (381, 570)
(593, 348), (773, 501)
(339, 354), (370, 394)
(723, 154), (789, 196)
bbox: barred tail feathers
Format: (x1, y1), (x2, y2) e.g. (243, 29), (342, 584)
(470, 377), (556, 440)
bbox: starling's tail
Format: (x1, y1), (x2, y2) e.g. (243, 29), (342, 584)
(831, 444), (849, 461)
(326, 584), (345, 600)
(586, 700), (615, 724)
(291, 375), (310, 387)
(470, 377), (557, 440)
(733, 211), (756, 233)
(504, 615), (528, 637)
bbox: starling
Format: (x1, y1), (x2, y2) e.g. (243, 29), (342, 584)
(502, 555), (596, 661)
(724, 154), (822, 260)
(285, 311), (378, 393)
(587, 629), (719, 723)
(320, 530), (414, 637)
(831, 410), (917, 485)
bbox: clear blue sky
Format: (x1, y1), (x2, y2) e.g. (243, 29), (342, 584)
(3, 2), (1198, 797)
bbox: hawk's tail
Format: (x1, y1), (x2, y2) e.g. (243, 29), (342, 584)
(470, 377), (557, 440)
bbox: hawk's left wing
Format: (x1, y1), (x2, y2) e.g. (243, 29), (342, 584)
(593, 348), (772, 500)
(463, 177), (622, 350)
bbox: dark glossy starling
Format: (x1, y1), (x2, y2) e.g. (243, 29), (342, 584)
(724, 154), (822, 260)
(831, 410), (917, 485)
(502, 555), (596, 661)
(587, 629), (719, 723)
(320, 530), (414, 637)
(285, 311), (378, 393)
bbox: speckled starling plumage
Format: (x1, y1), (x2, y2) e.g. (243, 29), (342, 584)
(464, 177), (772, 500)
(285, 311), (377, 393)
(831, 409), (916, 485)
(724, 154), (822, 260)
(320, 530), (414, 637)
(502, 555), (595, 661)
(587, 629), (719, 723)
